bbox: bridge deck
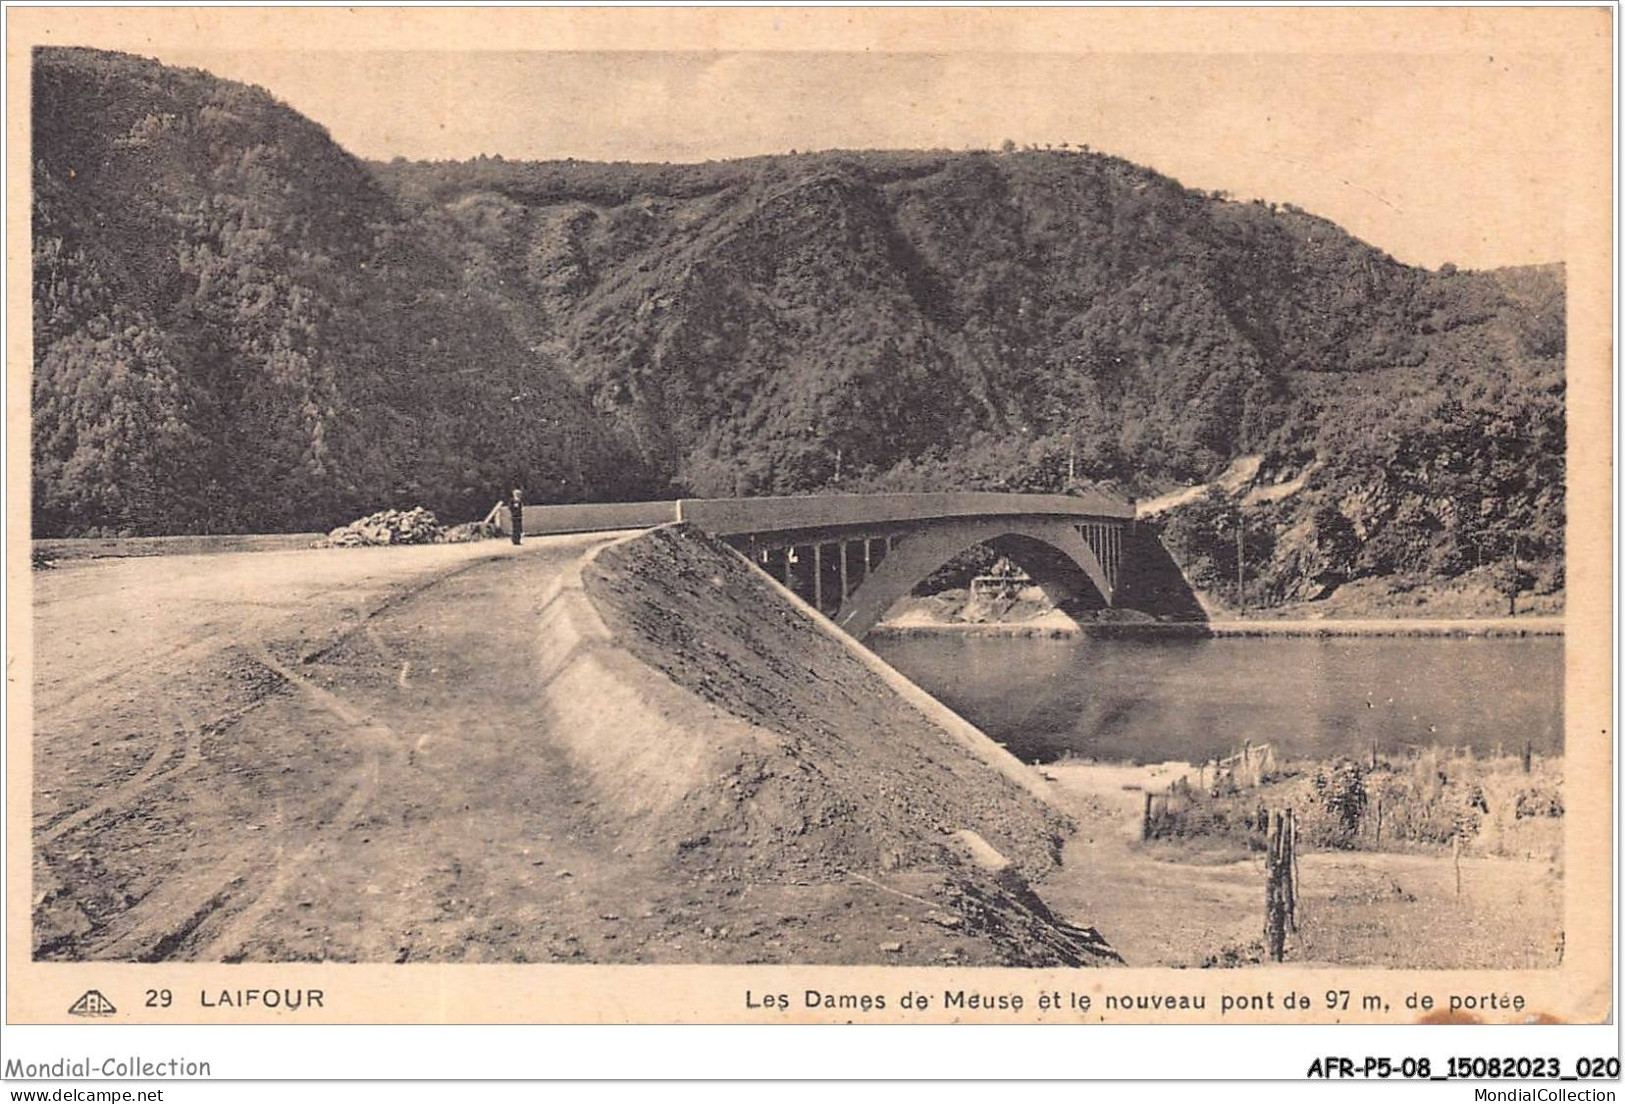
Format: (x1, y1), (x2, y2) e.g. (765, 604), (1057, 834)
(514, 492), (1133, 537)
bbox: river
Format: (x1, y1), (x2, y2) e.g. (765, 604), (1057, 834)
(871, 633), (1564, 764)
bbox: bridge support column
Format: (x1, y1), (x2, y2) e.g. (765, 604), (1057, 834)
(1075, 522), (1125, 598)
(722, 504), (1128, 636)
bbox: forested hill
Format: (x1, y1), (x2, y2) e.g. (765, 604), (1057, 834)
(34, 49), (1563, 609)
(32, 47), (648, 536)
(374, 151), (1564, 599)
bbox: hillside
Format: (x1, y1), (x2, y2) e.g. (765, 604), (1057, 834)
(31, 47), (650, 537)
(33, 49), (1564, 608)
(376, 153), (1564, 606)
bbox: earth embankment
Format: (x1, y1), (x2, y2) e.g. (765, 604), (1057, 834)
(32, 526), (1114, 966)
(544, 523), (1118, 965)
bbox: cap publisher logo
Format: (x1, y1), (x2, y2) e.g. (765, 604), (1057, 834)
(68, 990), (117, 1016)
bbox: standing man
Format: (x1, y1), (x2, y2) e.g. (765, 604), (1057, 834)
(508, 486), (524, 546)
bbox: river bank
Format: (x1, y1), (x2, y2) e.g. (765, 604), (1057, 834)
(1036, 752), (1563, 969)
(874, 613), (1564, 639)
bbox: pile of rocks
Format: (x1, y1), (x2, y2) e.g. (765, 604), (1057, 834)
(314, 507), (447, 548)
(442, 520), (502, 543)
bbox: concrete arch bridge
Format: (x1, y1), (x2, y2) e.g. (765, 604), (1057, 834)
(509, 491), (1145, 638)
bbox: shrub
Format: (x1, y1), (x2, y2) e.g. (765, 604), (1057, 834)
(1514, 786), (1564, 819)
(1309, 758), (1368, 848)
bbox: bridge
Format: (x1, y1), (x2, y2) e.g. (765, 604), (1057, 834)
(502, 491), (1136, 638)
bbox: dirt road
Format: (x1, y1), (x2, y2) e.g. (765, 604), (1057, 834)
(31, 535), (628, 960)
(32, 532), (1103, 966)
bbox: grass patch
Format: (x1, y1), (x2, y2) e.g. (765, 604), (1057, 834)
(1142, 746), (1562, 862)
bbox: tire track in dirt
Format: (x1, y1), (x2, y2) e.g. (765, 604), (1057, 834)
(34, 632), (229, 721)
(42, 694), (290, 959)
(289, 552), (510, 666)
(36, 547), (506, 720)
(74, 674), (394, 962)
(37, 540), (611, 961)
(37, 689), (269, 845)
(37, 711), (182, 845)
(194, 644), (404, 962)
(35, 551), (499, 840)
(87, 840), (265, 962)
(37, 635), (389, 959)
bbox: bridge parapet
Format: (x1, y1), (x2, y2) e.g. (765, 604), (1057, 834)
(502, 499), (680, 536)
(506, 491), (1131, 538)
(676, 491), (1132, 536)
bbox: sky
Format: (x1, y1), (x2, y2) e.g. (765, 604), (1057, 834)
(153, 47), (1575, 271)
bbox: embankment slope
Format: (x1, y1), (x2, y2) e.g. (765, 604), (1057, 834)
(35, 528), (1113, 965)
(556, 524), (1117, 965)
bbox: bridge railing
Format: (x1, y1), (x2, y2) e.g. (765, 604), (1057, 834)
(677, 491), (1132, 536)
(502, 499), (681, 535)
(506, 491), (1134, 537)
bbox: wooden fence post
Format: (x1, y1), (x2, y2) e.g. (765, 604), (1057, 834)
(1453, 832), (1462, 897)
(1265, 811), (1288, 962)
(1523, 741), (1533, 774)
(1142, 791), (1154, 841)
(1284, 809), (1299, 934)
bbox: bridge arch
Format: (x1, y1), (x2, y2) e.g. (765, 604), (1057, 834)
(833, 516), (1114, 639)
